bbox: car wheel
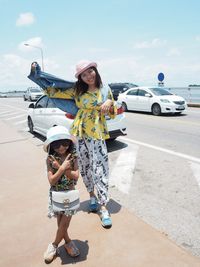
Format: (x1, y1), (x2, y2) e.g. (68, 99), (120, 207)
(122, 102), (128, 111)
(152, 103), (161, 116)
(28, 117), (34, 133)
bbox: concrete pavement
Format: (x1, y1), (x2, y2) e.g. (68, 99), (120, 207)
(0, 120), (200, 267)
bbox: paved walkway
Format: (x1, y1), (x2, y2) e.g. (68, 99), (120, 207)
(0, 120), (200, 267)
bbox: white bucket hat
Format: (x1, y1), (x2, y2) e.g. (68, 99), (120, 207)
(75, 60), (97, 78)
(43, 126), (72, 152)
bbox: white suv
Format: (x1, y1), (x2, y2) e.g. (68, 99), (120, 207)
(27, 95), (127, 141)
(24, 87), (43, 101)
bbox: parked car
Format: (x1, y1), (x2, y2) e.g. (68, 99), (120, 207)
(118, 86), (187, 116)
(24, 87), (43, 101)
(27, 95), (127, 140)
(109, 83), (138, 100)
(0, 93), (7, 98)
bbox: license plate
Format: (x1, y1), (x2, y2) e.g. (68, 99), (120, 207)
(177, 105), (185, 110)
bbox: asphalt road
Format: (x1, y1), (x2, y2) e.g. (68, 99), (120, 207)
(0, 97), (200, 257)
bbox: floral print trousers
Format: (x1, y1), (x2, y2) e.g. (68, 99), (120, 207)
(76, 137), (109, 205)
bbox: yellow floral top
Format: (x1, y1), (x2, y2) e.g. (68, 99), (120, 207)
(45, 86), (117, 140)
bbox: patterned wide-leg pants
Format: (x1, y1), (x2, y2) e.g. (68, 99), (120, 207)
(76, 137), (109, 205)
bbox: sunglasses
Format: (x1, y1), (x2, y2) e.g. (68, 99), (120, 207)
(51, 139), (71, 150)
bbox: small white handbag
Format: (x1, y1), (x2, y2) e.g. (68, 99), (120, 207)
(51, 189), (80, 212)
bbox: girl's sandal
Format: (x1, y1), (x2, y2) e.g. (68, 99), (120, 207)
(64, 241), (80, 257)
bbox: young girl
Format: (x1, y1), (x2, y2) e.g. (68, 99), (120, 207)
(43, 126), (80, 263)
(45, 60), (117, 228)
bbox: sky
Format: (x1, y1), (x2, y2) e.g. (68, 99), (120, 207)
(1, 0), (200, 92)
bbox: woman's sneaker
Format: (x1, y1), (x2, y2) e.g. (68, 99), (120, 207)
(44, 243), (57, 263)
(100, 209), (112, 228)
(89, 197), (99, 212)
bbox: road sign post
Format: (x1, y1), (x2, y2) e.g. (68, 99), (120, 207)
(158, 72), (164, 87)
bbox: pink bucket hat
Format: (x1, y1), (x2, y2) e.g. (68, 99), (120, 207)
(75, 60), (97, 78)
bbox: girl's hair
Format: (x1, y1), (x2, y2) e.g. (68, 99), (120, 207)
(48, 139), (74, 156)
(75, 67), (103, 96)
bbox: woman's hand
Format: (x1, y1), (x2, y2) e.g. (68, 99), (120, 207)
(100, 99), (113, 114)
(61, 154), (72, 170)
(31, 62), (37, 71)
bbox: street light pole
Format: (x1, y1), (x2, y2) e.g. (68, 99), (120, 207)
(24, 43), (44, 71)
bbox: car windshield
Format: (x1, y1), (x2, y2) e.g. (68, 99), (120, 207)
(30, 88), (41, 92)
(127, 83), (137, 88)
(150, 88), (173, 96)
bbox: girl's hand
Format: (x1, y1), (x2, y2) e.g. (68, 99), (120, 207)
(61, 154), (72, 170)
(100, 99), (113, 114)
(48, 155), (60, 169)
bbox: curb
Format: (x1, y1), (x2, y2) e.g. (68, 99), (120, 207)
(187, 103), (200, 108)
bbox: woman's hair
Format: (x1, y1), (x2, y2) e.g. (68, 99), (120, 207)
(75, 67), (103, 96)
(48, 139), (74, 156)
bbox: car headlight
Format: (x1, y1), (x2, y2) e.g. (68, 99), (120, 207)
(160, 99), (170, 103)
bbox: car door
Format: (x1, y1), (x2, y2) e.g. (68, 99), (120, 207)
(45, 98), (67, 129)
(33, 95), (48, 134)
(124, 89), (138, 110)
(137, 89), (152, 111)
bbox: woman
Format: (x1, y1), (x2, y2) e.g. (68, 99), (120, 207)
(45, 60), (117, 228)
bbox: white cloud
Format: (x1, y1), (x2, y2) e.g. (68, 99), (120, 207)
(97, 57), (140, 84)
(18, 37), (44, 52)
(195, 36), (200, 42)
(0, 53), (60, 91)
(0, 54), (32, 89)
(89, 56), (196, 87)
(167, 48), (181, 57)
(133, 38), (166, 49)
(16, 12), (35, 26)
(3, 54), (22, 67)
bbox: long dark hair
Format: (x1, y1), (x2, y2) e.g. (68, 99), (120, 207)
(75, 67), (103, 96)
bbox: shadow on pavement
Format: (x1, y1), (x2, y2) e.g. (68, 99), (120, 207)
(106, 139), (128, 153)
(79, 198), (121, 215)
(58, 239), (89, 265)
(31, 132), (46, 142)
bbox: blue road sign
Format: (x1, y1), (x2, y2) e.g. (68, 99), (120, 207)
(158, 72), (164, 82)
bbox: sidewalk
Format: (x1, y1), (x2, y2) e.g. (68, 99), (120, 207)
(0, 120), (200, 267)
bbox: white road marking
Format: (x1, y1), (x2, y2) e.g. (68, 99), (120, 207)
(5, 114), (26, 120)
(190, 162), (200, 188)
(110, 143), (138, 194)
(0, 111), (17, 116)
(119, 136), (200, 164)
(14, 119), (27, 125)
(0, 104), (27, 111)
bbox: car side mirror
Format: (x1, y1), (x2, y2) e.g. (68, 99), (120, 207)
(29, 103), (35, 108)
(145, 93), (152, 97)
